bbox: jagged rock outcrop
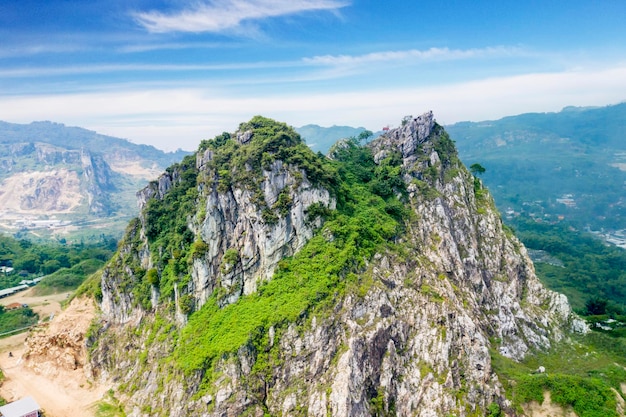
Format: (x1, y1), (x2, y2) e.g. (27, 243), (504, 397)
(91, 114), (585, 417)
(190, 157), (335, 306)
(103, 122), (336, 322)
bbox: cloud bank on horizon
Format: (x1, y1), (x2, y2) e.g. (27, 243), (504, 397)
(1, 0), (626, 151)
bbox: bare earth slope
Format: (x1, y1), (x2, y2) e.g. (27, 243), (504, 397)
(0, 297), (109, 417)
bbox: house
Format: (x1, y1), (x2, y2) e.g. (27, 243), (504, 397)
(0, 396), (41, 417)
(5, 302), (23, 311)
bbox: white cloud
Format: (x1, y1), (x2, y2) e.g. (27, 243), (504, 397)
(1, 65), (625, 151)
(303, 46), (525, 66)
(134, 0), (349, 34)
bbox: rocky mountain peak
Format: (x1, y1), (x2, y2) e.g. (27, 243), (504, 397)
(91, 113), (586, 417)
(371, 110), (435, 163)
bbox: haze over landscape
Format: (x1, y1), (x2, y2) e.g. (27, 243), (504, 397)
(1, 0), (626, 151)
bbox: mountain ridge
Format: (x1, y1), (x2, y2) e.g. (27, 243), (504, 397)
(77, 112), (591, 416)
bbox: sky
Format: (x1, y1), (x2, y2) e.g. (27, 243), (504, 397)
(1, 0), (626, 152)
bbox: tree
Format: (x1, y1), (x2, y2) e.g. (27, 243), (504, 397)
(585, 297), (608, 315)
(357, 130), (373, 143)
(42, 259), (61, 275)
(470, 163), (486, 176)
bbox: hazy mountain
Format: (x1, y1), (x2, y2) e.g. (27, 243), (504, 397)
(0, 121), (189, 241)
(446, 102), (626, 231)
(295, 124), (371, 153)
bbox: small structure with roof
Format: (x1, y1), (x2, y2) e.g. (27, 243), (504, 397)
(0, 396), (41, 417)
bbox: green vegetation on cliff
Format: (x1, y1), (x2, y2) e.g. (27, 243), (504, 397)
(174, 123), (410, 373)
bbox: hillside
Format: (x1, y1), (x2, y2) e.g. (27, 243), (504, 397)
(44, 112), (624, 417)
(0, 121), (189, 241)
(446, 102), (626, 232)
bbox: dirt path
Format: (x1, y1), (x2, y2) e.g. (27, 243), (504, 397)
(0, 294), (109, 417)
(0, 287), (71, 319)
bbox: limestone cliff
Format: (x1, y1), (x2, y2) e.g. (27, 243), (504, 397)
(0, 142), (116, 215)
(90, 114), (585, 417)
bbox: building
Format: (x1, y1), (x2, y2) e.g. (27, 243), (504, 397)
(0, 396), (41, 417)
(0, 284), (30, 299)
(0, 267), (14, 275)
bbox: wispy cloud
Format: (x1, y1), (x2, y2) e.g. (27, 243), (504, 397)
(133, 0), (349, 34)
(303, 46), (524, 66)
(2, 64), (626, 151)
(0, 43), (88, 59)
(0, 61), (302, 79)
(0, 45), (527, 83)
(117, 41), (236, 53)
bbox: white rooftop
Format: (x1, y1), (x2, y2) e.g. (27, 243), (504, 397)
(0, 396), (40, 417)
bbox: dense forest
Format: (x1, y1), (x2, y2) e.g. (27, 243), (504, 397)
(0, 235), (116, 292)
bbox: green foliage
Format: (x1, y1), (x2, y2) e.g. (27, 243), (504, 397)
(512, 217), (626, 312)
(146, 268), (160, 286)
(179, 294), (194, 315)
(71, 270), (103, 302)
(95, 390), (127, 417)
(432, 128), (458, 166)
(0, 307), (38, 336)
(369, 387), (394, 416)
(34, 258), (105, 295)
(141, 154), (199, 304)
(469, 163), (486, 176)
(585, 297), (608, 315)
(491, 333), (626, 416)
(222, 248), (239, 265)
(370, 151), (405, 199)
(514, 374), (617, 416)
(0, 234), (115, 291)
(486, 402), (501, 417)
(190, 241), (208, 260)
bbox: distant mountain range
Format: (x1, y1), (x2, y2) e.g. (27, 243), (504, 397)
(0, 121), (189, 241)
(446, 102), (626, 231)
(295, 124), (371, 153)
(3, 102), (625, 242)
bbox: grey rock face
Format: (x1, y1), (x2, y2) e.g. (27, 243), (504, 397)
(190, 158), (335, 307)
(370, 111), (435, 164)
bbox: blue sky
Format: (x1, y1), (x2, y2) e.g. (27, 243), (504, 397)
(1, 0), (626, 151)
